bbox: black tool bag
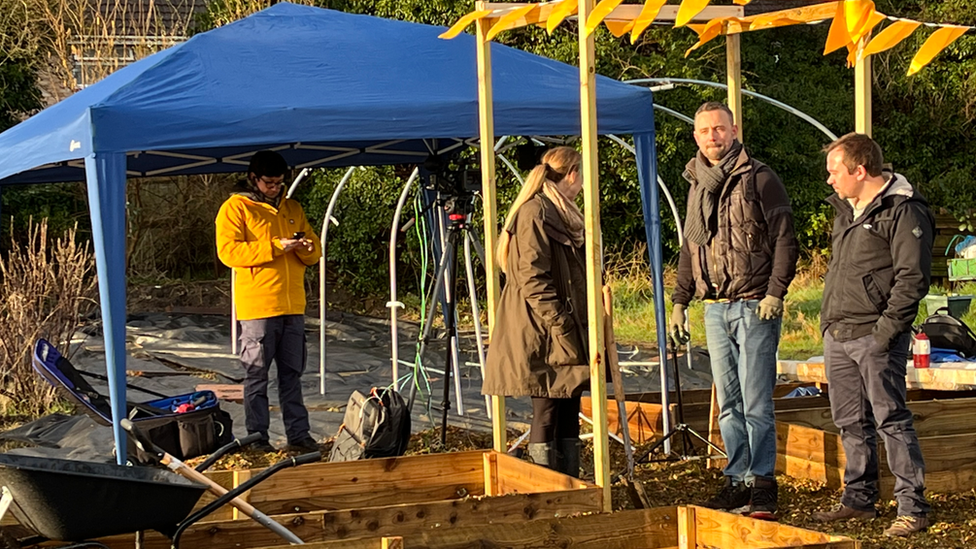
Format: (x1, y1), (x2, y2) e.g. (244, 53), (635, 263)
(329, 388), (411, 462)
(32, 339), (233, 462)
(916, 307), (976, 358)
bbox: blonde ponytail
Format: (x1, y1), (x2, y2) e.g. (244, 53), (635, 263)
(495, 146), (581, 272)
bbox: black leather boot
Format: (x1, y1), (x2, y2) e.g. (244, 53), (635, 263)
(528, 442), (555, 469)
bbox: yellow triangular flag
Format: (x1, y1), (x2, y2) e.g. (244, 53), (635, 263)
(824, 1), (850, 55)
(439, 9), (494, 40)
(908, 25), (968, 76)
(685, 17), (728, 57)
(732, 0), (752, 4)
(676, 0), (712, 28)
(547, 0), (578, 35)
(585, 0), (625, 37)
(486, 4), (539, 42)
(631, 0), (667, 44)
(845, 0), (876, 44)
(605, 19), (636, 38)
(862, 19), (922, 57)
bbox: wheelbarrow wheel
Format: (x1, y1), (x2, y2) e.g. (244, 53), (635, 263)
(0, 527), (21, 549)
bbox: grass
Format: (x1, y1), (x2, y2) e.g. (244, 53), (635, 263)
(608, 250), (976, 360)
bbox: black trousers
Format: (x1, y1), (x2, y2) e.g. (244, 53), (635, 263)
(530, 396), (581, 443)
(240, 315), (311, 444)
(825, 330), (929, 517)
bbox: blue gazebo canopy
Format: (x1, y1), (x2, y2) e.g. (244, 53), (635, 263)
(0, 2), (666, 461)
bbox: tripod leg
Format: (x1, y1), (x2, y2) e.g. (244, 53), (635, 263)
(407, 230), (453, 413)
(464, 232), (492, 419)
(440, 229), (465, 445)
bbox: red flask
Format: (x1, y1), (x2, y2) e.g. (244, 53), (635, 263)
(913, 332), (930, 369)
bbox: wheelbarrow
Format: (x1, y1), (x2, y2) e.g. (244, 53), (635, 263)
(0, 421), (321, 549)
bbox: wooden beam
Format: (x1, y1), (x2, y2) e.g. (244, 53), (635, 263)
(97, 487), (604, 549)
(776, 397), (976, 437)
(678, 506), (696, 549)
(779, 359), (976, 390)
(250, 507), (680, 549)
(242, 451), (486, 515)
(493, 452), (593, 494)
(475, 0), (507, 453)
(577, 0), (610, 512)
(854, 35), (872, 136)
(693, 506), (857, 548)
(726, 33), (743, 139)
(483, 3), (744, 27)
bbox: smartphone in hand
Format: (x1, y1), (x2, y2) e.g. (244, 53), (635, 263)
(292, 231), (306, 239)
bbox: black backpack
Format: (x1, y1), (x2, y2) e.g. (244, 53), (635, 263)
(917, 307), (976, 358)
(329, 387), (411, 462)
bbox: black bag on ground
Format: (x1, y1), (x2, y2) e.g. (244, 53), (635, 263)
(31, 339), (233, 462)
(329, 388), (410, 462)
(917, 307), (976, 358)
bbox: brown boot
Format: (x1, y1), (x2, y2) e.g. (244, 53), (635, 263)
(813, 503), (877, 522)
(883, 515), (929, 537)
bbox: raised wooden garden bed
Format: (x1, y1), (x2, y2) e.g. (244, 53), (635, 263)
(776, 396), (976, 498)
(251, 505), (857, 549)
(92, 450), (601, 549)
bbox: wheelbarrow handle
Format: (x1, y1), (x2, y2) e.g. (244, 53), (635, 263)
(121, 419), (304, 546)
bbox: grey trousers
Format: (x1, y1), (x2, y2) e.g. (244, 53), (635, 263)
(824, 330), (930, 517)
(240, 315), (311, 444)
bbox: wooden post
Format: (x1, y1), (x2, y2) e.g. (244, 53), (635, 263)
(231, 468), (253, 520)
(475, 1), (506, 453)
(678, 506), (697, 549)
(854, 36), (872, 136)
(381, 537), (403, 549)
(726, 33), (743, 140)
(578, 0), (610, 511)
(483, 451), (499, 496)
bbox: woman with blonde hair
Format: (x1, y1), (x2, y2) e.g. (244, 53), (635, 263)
(483, 146), (589, 477)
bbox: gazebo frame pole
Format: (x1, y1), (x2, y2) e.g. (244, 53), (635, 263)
(476, 1), (507, 453)
(578, 0), (611, 511)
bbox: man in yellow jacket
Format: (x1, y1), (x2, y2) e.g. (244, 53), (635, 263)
(216, 150), (322, 453)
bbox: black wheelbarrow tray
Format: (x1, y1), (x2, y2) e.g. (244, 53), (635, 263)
(0, 453), (205, 541)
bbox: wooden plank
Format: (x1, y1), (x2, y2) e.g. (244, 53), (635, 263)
(726, 33), (743, 139)
(707, 384), (725, 469)
(493, 452), (593, 495)
(854, 35), (872, 136)
(196, 383), (244, 402)
(778, 360), (976, 390)
(678, 506), (696, 549)
(693, 506), (855, 548)
(198, 469), (236, 521)
(581, 397), (710, 444)
(578, 0), (610, 512)
(97, 488), (605, 549)
(475, 0), (506, 453)
(775, 422), (845, 466)
(251, 506), (680, 549)
(381, 538), (402, 549)
(243, 451), (487, 515)
(777, 397), (976, 437)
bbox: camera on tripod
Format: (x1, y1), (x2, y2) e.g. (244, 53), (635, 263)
(423, 154), (481, 219)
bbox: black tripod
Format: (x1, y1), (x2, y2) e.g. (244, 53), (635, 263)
(628, 335), (727, 466)
(406, 195), (481, 446)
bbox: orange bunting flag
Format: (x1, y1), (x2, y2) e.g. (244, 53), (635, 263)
(861, 19), (922, 57)
(486, 4), (539, 42)
(844, 0), (876, 44)
(585, 0), (625, 37)
(732, 0), (752, 4)
(824, 1), (851, 54)
(605, 19), (636, 38)
(547, 0), (578, 35)
(908, 25), (968, 76)
(676, 0), (712, 28)
(685, 17), (728, 57)
(631, 0), (667, 43)
(439, 9), (493, 39)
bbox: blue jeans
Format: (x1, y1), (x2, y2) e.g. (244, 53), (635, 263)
(703, 300), (780, 483)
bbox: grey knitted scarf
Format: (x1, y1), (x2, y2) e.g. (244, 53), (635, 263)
(684, 140), (742, 246)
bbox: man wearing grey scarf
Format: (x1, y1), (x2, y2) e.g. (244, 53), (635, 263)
(670, 102), (798, 522)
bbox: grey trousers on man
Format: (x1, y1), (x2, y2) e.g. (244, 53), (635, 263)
(240, 315), (311, 444)
(824, 330), (930, 517)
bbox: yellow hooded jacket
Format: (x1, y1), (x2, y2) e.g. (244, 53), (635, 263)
(215, 194), (322, 321)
